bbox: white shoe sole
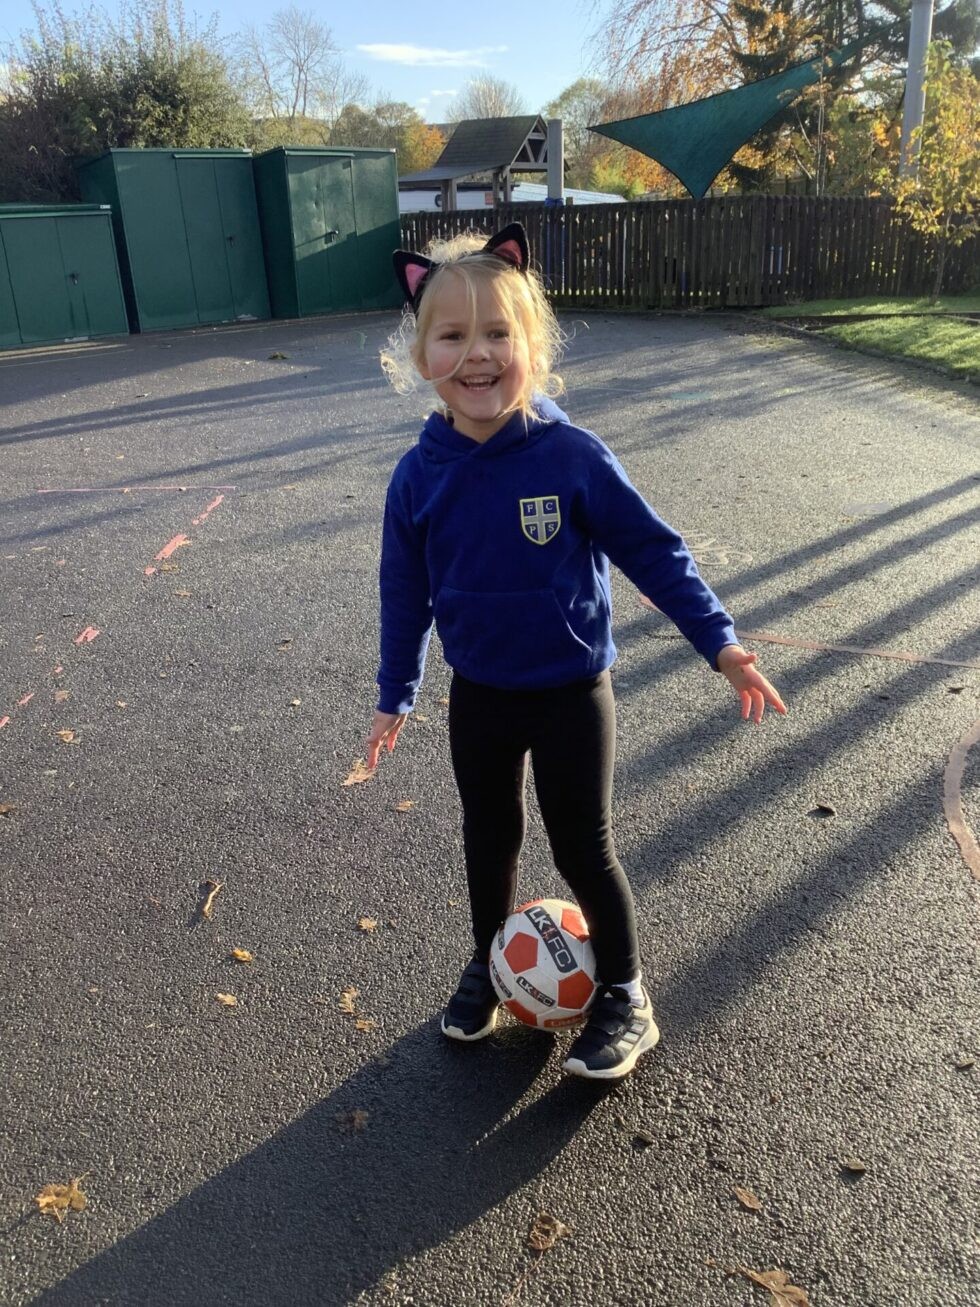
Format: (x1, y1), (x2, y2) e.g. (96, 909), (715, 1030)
(562, 1017), (661, 1080)
(440, 1007), (499, 1042)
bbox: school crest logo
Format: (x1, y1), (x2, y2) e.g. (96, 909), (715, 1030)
(520, 496), (561, 545)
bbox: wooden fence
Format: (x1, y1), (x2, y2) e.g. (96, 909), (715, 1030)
(399, 197), (979, 310)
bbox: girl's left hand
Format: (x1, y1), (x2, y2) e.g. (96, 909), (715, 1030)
(717, 645), (787, 724)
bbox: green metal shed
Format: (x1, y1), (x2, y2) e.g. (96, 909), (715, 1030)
(0, 204), (128, 348)
(76, 149), (270, 332)
(252, 147), (401, 318)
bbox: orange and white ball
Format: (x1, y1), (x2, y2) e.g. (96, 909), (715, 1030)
(489, 898), (597, 1030)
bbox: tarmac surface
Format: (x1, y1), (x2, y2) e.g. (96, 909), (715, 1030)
(0, 311), (978, 1306)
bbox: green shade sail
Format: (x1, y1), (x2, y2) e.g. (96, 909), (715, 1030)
(590, 37), (868, 199)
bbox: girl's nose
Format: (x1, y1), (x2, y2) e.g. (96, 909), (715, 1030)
(466, 336), (490, 360)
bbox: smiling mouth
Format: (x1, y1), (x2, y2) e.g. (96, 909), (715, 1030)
(458, 375), (499, 390)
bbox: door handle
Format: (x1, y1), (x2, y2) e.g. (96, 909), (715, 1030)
(69, 272), (79, 284)
(325, 229), (339, 241)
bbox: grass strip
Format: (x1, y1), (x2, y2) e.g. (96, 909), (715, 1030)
(820, 315), (979, 378)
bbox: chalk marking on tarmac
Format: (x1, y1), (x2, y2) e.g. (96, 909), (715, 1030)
(74, 627), (100, 645)
(144, 534), (191, 577)
(191, 494), (224, 526)
(738, 630), (980, 671)
(944, 720), (980, 881)
(17, 693), (34, 707)
(38, 486), (236, 494)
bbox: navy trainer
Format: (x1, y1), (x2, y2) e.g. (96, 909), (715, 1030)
(563, 985), (660, 1079)
(440, 958), (500, 1041)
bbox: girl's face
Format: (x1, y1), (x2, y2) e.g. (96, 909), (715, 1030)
(418, 272), (529, 443)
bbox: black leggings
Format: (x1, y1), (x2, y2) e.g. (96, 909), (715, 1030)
(448, 670), (640, 983)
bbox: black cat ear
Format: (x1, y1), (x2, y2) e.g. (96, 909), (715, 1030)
(483, 223), (529, 272)
(393, 250), (435, 309)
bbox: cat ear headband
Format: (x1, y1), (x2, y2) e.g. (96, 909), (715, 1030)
(392, 223), (529, 313)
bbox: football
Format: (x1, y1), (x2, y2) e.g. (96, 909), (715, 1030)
(489, 898), (598, 1030)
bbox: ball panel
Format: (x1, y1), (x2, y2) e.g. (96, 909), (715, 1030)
(503, 930), (539, 974)
(505, 998), (540, 1027)
(558, 970), (595, 1010)
(559, 906), (589, 941)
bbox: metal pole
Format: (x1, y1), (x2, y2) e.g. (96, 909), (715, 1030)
(899, 0), (934, 177)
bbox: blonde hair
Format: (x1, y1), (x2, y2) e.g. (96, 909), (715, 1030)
(380, 231), (565, 413)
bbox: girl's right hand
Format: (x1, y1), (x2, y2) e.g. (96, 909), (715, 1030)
(365, 710), (408, 770)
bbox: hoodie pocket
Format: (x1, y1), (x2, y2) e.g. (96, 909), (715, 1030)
(434, 587), (593, 683)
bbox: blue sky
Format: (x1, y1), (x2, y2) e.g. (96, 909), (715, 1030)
(1, 1), (606, 121)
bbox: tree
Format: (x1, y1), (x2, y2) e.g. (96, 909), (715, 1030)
(0, 0), (250, 202)
(881, 41), (979, 299)
(236, 5), (367, 135)
(327, 99), (442, 174)
(446, 75), (527, 121)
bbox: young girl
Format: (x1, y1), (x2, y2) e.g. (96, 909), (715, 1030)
(365, 223), (786, 1081)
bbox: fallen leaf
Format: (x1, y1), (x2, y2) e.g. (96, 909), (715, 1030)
(337, 1109), (369, 1132)
(268, 352), (289, 360)
(56, 729), (76, 743)
(276, 639), (292, 651)
(230, 948), (254, 964)
(215, 993), (237, 1007)
(841, 1158), (867, 1175)
(198, 879), (224, 920)
(159, 563), (179, 573)
(0, 803), (15, 817)
(413, 714), (428, 723)
(115, 701), (127, 709)
(736, 1266), (810, 1306)
(809, 802), (836, 818)
(36, 1176), (88, 1222)
(173, 590), (192, 598)
(338, 986), (359, 1014)
(634, 1130), (655, 1147)
(355, 1018), (376, 1032)
(734, 1186), (764, 1212)
(288, 698), (302, 707)
(343, 760), (375, 786)
(946, 686), (964, 694)
(53, 690), (70, 703)
(528, 1211), (571, 1252)
(394, 800), (414, 813)
(437, 697), (449, 706)
(954, 1056), (975, 1071)
(357, 917), (378, 932)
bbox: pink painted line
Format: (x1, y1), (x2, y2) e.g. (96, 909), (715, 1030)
(53, 665), (63, 675)
(155, 535), (191, 561)
(944, 719), (980, 881)
(0, 717), (9, 731)
(191, 494), (224, 526)
(74, 626), (100, 645)
(17, 692), (34, 707)
(144, 566), (158, 577)
(38, 486), (236, 494)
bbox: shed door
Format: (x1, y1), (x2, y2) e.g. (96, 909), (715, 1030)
(214, 161), (269, 321)
(289, 156), (357, 313)
(1, 218), (72, 343)
(56, 216), (127, 339)
(0, 232), (21, 347)
(175, 157), (235, 323)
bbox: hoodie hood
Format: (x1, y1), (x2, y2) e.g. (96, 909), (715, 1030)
(419, 396), (567, 464)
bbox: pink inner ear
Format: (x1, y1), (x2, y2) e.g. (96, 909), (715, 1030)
(494, 239), (524, 267)
(405, 263), (429, 296)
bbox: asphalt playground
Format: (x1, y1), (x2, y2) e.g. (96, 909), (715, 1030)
(1, 310), (978, 1306)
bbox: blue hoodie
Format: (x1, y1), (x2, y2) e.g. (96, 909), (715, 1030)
(377, 401), (737, 714)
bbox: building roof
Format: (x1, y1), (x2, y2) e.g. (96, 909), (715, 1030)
(399, 115), (549, 184)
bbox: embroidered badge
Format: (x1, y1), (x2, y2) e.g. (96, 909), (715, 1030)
(520, 496), (561, 545)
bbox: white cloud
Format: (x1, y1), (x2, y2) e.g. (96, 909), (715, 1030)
(357, 44), (507, 68)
